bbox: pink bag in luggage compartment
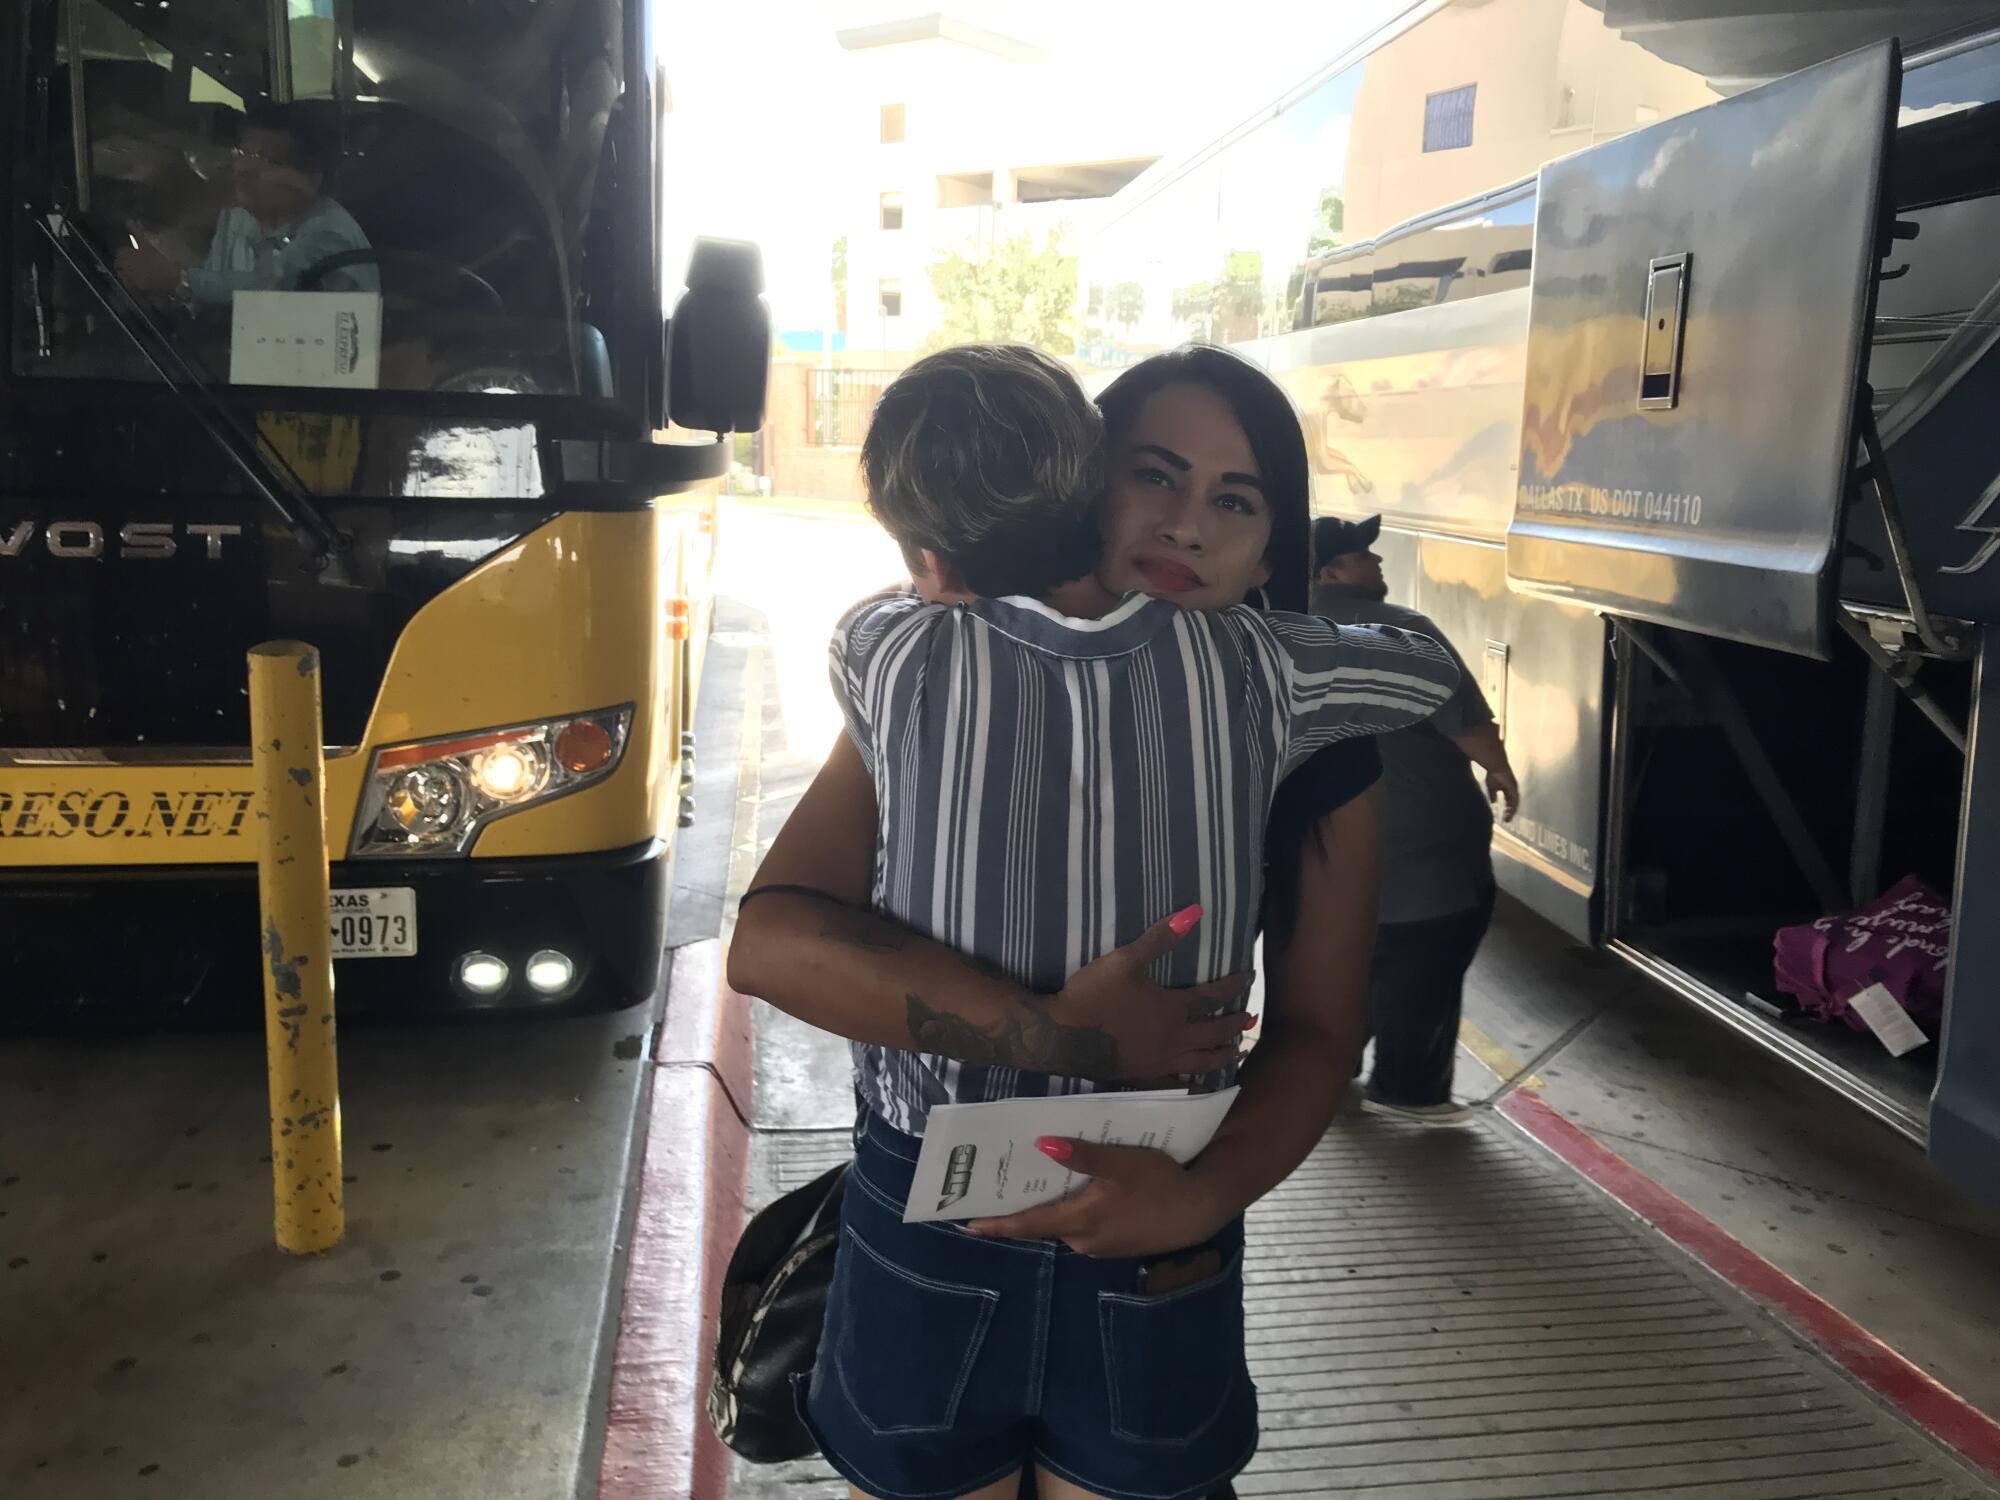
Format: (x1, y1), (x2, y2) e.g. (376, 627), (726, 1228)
(1773, 875), (1952, 1033)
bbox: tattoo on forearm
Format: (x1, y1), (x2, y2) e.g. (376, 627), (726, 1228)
(905, 991), (1119, 1079)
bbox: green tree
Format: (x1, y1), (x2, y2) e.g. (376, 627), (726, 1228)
(1172, 253), (1271, 342)
(1111, 281), (1145, 331)
(831, 235), (848, 334)
(1216, 251), (1264, 329)
(924, 224), (1079, 355)
(1284, 263), (1310, 331)
(1307, 189), (1345, 257)
(1286, 191), (1351, 330)
(1171, 280), (1214, 341)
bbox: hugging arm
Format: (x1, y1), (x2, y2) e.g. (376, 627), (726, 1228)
(726, 735), (1250, 1082)
(1273, 615), (1461, 766)
(967, 782), (1385, 1255)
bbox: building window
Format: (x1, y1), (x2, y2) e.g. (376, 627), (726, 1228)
(810, 369), (891, 447)
(1423, 84), (1476, 152)
(879, 191), (904, 231)
(880, 103), (905, 144)
(878, 280), (903, 318)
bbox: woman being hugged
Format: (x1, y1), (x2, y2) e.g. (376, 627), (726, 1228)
(731, 345), (1447, 1500)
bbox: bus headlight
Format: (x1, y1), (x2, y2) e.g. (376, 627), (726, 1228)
(525, 949), (576, 996)
(351, 707), (632, 857)
(458, 953), (511, 997)
(470, 742), (547, 803)
(385, 763), (467, 836)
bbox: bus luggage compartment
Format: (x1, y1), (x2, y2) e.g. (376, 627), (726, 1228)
(1501, 36), (2000, 1200)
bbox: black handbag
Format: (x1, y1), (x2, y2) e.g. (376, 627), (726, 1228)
(708, 1160), (847, 1463)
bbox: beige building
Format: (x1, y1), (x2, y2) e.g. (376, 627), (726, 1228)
(832, 14), (1159, 359)
(763, 12), (1165, 500)
(1080, 0), (1727, 359)
(1342, 0), (1720, 243)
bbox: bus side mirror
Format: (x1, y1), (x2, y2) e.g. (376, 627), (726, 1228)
(666, 237), (770, 434)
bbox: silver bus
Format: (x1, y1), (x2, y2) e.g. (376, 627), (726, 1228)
(1081, 0), (2000, 1199)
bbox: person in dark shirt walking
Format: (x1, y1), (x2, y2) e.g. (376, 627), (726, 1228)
(1312, 516), (1519, 1122)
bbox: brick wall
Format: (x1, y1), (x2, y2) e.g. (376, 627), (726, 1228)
(764, 363), (863, 501)
(762, 359), (921, 502)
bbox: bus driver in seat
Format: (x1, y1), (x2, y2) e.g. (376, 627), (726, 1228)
(115, 101), (375, 309)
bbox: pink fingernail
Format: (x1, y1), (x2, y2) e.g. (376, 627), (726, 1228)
(1168, 904), (1203, 936)
(1036, 1137), (1073, 1162)
(1241, 1014), (1259, 1030)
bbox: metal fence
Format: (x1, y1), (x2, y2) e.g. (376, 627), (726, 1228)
(810, 368), (891, 447)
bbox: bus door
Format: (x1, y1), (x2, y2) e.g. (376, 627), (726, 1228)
(1507, 39), (1900, 659)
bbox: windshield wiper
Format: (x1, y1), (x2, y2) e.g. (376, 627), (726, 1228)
(33, 209), (348, 569)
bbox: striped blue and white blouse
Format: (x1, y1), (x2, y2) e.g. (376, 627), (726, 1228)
(832, 587), (1458, 1136)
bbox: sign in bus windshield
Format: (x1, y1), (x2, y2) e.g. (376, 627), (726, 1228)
(17, 0), (636, 403)
(1506, 43), (1902, 660)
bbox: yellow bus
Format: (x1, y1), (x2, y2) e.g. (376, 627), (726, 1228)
(1, 0), (766, 1018)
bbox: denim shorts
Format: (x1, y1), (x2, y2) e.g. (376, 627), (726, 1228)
(796, 1109), (1257, 1500)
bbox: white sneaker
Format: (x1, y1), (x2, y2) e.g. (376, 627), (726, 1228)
(1361, 1096), (1475, 1126)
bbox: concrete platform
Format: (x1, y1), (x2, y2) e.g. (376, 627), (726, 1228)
(0, 1007), (656, 1500)
(730, 1111), (2000, 1499)
(1455, 905), (2000, 1411)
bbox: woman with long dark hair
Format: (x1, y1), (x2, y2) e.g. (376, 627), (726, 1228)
(730, 345), (1394, 1500)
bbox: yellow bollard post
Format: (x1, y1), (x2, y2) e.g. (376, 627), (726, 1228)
(248, 641), (344, 1255)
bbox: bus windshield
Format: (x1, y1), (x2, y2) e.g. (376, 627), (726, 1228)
(12, 0), (635, 402)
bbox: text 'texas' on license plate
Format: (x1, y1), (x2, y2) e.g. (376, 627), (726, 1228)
(331, 887), (416, 958)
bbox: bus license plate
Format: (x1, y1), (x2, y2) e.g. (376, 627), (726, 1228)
(331, 888), (417, 959)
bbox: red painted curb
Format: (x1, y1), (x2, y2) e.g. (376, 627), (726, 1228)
(659, 939), (755, 1099)
(1498, 1088), (2000, 1478)
(600, 941), (754, 1500)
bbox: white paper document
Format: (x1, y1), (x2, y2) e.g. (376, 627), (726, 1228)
(903, 1087), (1239, 1224)
(231, 290), (383, 389)
(1846, 982), (1930, 1058)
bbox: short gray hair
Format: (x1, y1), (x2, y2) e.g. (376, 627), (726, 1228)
(862, 345), (1105, 597)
